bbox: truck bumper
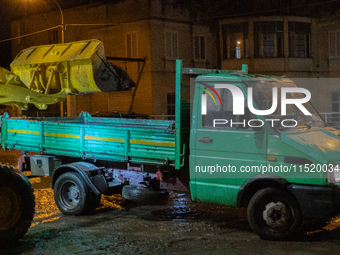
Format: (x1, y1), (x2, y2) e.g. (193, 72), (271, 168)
(288, 184), (340, 219)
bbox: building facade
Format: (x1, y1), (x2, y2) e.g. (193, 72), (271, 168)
(11, 1), (340, 119)
(11, 0), (217, 117)
(219, 15), (340, 116)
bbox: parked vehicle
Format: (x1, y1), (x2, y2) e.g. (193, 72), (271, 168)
(2, 58), (340, 241)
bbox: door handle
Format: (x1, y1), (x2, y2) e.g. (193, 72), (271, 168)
(198, 136), (213, 143)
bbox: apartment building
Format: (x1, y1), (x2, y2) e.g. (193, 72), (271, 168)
(219, 15), (340, 115)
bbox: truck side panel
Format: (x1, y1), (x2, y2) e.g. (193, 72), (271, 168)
(1, 115), (176, 166)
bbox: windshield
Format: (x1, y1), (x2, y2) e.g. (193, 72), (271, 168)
(245, 80), (325, 131)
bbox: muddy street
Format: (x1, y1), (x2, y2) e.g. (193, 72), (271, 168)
(2, 151), (340, 254)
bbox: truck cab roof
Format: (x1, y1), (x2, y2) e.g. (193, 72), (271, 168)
(195, 73), (294, 84)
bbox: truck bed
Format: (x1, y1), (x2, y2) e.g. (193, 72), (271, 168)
(0, 113), (177, 166)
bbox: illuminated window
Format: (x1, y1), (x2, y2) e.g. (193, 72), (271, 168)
(221, 23), (248, 59)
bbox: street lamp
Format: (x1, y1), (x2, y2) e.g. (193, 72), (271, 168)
(51, 0), (64, 43)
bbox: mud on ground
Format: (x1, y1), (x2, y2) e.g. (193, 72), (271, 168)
(2, 150), (340, 255)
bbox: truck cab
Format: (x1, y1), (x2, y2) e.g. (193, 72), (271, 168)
(189, 71), (340, 240)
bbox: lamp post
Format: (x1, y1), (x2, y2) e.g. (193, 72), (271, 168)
(51, 0), (64, 43)
(50, 0), (65, 116)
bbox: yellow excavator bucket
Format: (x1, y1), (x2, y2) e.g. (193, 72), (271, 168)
(6, 39), (134, 110)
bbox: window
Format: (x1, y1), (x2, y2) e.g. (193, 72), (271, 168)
(49, 30), (59, 44)
(332, 92), (340, 111)
(126, 31), (138, 58)
(254, 21), (283, 58)
(202, 87), (253, 130)
(194, 35), (206, 60)
(165, 31), (178, 59)
(167, 93), (175, 120)
(18, 22), (25, 45)
(221, 23), (248, 59)
(331, 92), (340, 122)
(329, 30), (340, 59)
(289, 22), (311, 58)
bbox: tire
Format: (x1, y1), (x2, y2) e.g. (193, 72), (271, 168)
(54, 172), (99, 215)
(247, 187), (303, 241)
(122, 185), (169, 204)
(0, 166), (35, 243)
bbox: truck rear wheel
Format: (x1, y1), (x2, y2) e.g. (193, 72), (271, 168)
(0, 166), (35, 243)
(54, 172), (100, 215)
(247, 187), (302, 241)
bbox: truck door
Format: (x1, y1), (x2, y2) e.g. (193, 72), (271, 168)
(190, 81), (267, 206)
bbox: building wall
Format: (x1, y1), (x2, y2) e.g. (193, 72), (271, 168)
(11, 0), (214, 117)
(85, 19), (154, 115)
(218, 15), (340, 114)
(219, 16), (315, 76)
(149, 19), (215, 115)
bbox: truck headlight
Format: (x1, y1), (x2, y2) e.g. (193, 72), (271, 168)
(327, 164), (340, 183)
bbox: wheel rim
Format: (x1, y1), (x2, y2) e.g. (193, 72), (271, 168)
(0, 186), (22, 230)
(60, 181), (80, 210)
(262, 201), (292, 229)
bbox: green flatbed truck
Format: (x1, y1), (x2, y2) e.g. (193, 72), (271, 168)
(2, 59), (340, 241)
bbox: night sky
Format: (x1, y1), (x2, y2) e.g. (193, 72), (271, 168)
(0, 0), (94, 68)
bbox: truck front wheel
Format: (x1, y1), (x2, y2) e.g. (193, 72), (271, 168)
(0, 167), (35, 243)
(247, 187), (302, 241)
(54, 172), (100, 215)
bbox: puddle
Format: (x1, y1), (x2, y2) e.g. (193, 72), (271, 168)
(153, 207), (201, 220)
(152, 192), (201, 220)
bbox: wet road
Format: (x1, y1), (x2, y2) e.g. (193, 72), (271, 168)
(2, 151), (340, 254)
(1, 176), (340, 254)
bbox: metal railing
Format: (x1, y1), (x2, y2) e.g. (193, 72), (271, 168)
(148, 114), (175, 120)
(320, 112), (340, 129)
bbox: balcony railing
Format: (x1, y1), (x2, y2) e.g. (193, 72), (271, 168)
(320, 112), (340, 129)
